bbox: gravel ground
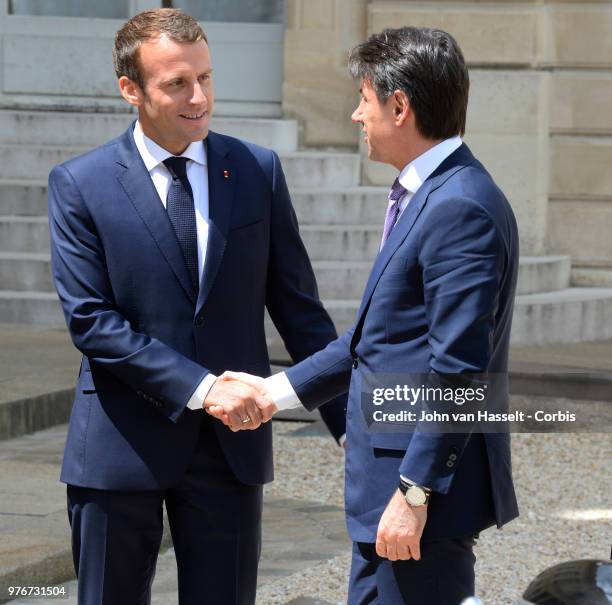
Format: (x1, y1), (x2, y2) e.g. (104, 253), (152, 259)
(261, 415), (612, 605)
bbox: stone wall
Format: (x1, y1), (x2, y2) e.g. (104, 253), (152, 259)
(545, 4), (612, 286)
(283, 0), (368, 148)
(283, 0), (612, 278)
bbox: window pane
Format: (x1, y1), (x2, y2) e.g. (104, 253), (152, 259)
(8, 0), (128, 18)
(173, 0), (284, 24)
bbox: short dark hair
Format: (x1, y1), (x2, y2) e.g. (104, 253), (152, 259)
(113, 8), (207, 90)
(348, 27), (469, 139)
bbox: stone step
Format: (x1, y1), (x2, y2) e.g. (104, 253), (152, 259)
(312, 261), (371, 299)
(512, 287), (612, 346)
(0, 145), (360, 188)
(0, 252), (52, 291)
(0, 110), (299, 153)
(278, 152), (361, 189)
(0, 215), (49, 253)
(301, 225), (381, 261)
(0, 180), (48, 216)
(291, 187), (388, 225)
(517, 255), (571, 294)
(0, 290), (64, 326)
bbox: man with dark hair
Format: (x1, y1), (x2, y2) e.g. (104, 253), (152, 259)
(215, 26), (520, 604)
(48, 8), (346, 604)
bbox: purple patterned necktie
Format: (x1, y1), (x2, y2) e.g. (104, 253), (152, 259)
(380, 177), (408, 249)
(163, 156), (199, 293)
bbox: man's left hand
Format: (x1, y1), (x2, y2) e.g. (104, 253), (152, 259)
(376, 489), (427, 561)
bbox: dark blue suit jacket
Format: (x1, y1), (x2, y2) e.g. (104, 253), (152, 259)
(49, 126), (346, 491)
(286, 144), (520, 543)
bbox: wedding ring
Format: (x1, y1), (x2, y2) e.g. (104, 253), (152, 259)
(241, 417), (252, 424)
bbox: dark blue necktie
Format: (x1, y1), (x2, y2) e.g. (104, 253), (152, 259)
(163, 156), (199, 293)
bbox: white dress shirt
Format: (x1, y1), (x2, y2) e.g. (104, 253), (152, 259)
(132, 122), (216, 410)
(265, 136), (463, 411)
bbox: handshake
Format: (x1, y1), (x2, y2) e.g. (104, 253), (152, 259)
(203, 371), (278, 431)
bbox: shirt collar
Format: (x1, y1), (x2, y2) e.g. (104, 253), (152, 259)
(133, 120), (207, 172)
(398, 136), (462, 195)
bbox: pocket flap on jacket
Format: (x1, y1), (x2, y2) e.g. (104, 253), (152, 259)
(370, 432), (411, 451)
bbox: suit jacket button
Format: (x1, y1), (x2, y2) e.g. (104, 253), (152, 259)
(352, 357), (359, 369)
(446, 460), (454, 468)
(449, 453), (458, 461)
(195, 316), (204, 327)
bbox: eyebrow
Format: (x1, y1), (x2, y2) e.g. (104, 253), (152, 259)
(159, 69), (212, 86)
(159, 75), (183, 86)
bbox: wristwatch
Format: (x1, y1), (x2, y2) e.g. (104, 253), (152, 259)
(398, 477), (431, 506)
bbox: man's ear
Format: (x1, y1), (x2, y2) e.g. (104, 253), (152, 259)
(118, 76), (143, 107)
(392, 90), (410, 125)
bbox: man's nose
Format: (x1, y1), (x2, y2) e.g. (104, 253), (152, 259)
(351, 107), (361, 123)
(190, 82), (206, 106)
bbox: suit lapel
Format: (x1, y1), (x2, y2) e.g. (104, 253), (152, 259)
(115, 126), (197, 305)
(351, 144), (476, 347)
(195, 131), (237, 316)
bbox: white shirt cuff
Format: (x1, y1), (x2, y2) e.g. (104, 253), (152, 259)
(187, 373), (217, 410)
(400, 475), (431, 491)
(264, 371), (302, 410)
(339, 434), (347, 447)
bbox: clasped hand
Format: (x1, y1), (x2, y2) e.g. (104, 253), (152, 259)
(203, 371), (278, 431)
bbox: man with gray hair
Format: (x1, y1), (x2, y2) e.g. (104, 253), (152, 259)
(214, 26), (520, 604)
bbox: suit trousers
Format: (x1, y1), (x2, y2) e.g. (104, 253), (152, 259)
(67, 418), (263, 605)
(348, 537), (476, 605)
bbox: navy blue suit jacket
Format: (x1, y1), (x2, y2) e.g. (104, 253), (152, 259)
(49, 126), (346, 491)
(286, 144), (520, 542)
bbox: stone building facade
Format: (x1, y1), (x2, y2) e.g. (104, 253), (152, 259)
(0, 0), (610, 344)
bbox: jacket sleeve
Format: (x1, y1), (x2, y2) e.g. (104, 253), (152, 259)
(398, 197), (506, 493)
(264, 151), (348, 438)
(285, 327), (354, 413)
(48, 164), (209, 422)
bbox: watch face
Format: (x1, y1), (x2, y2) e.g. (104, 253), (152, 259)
(406, 486), (427, 506)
